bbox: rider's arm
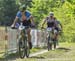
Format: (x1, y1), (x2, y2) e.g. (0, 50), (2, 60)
(12, 16), (19, 26)
(30, 15), (35, 25)
(26, 11), (35, 26)
(12, 11), (21, 26)
(42, 17), (47, 27)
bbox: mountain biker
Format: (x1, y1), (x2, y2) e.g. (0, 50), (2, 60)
(42, 12), (56, 36)
(11, 5), (35, 49)
(42, 12), (59, 49)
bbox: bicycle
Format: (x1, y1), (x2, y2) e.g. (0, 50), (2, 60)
(41, 27), (56, 51)
(11, 23), (30, 58)
(47, 28), (54, 51)
(18, 23), (30, 58)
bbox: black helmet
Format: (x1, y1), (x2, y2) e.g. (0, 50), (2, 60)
(19, 5), (27, 12)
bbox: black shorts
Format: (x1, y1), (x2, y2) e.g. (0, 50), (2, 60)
(22, 20), (31, 26)
(47, 22), (55, 27)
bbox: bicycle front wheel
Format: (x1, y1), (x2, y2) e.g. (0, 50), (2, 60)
(24, 37), (30, 58)
(47, 36), (52, 51)
(18, 38), (25, 59)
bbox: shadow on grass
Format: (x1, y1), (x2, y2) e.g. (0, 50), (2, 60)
(5, 52), (19, 60)
(30, 56), (45, 59)
(1, 52), (45, 60)
(0, 47), (71, 61)
(0, 48), (45, 61)
(0, 52), (19, 61)
(0, 58), (6, 61)
(56, 47), (71, 52)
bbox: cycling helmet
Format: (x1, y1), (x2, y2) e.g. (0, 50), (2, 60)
(19, 5), (27, 12)
(50, 12), (54, 16)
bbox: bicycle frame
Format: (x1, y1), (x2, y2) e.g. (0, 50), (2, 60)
(47, 30), (53, 43)
(18, 23), (30, 58)
(46, 27), (54, 50)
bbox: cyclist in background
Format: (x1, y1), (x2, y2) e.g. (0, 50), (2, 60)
(42, 12), (56, 45)
(11, 5), (35, 49)
(42, 12), (56, 36)
(42, 12), (62, 49)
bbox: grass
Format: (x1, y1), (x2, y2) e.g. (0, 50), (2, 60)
(0, 47), (44, 61)
(15, 42), (75, 61)
(0, 42), (75, 61)
(31, 47), (45, 54)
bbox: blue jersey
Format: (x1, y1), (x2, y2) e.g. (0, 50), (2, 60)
(16, 11), (31, 21)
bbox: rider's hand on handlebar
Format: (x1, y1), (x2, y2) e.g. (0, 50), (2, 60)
(11, 24), (15, 29)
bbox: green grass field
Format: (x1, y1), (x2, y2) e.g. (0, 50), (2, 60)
(0, 47), (45, 61)
(16, 42), (75, 61)
(0, 42), (75, 61)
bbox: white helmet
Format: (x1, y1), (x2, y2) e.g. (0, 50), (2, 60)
(50, 12), (54, 16)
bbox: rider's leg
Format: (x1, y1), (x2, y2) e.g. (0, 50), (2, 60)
(56, 33), (59, 46)
(22, 20), (32, 49)
(54, 28), (59, 46)
(53, 29), (58, 49)
(27, 28), (32, 49)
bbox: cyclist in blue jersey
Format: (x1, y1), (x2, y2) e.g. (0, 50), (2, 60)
(11, 5), (35, 49)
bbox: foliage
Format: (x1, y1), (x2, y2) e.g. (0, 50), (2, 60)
(0, 0), (19, 25)
(29, 0), (75, 42)
(0, 0), (75, 42)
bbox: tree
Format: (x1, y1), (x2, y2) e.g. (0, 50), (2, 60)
(29, 0), (75, 42)
(2, 0), (18, 26)
(0, 0), (4, 25)
(17, 0), (32, 8)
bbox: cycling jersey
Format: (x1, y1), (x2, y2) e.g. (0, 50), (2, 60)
(46, 17), (56, 27)
(16, 11), (31, 20)
(16, 11), (31, 26)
